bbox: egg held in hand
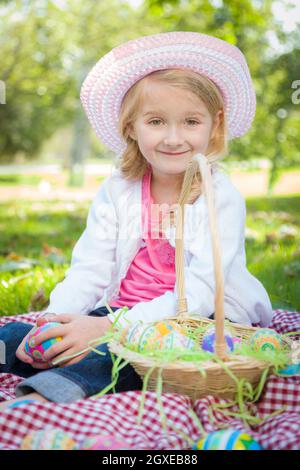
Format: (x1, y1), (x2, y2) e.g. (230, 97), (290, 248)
(25, 321), (62, 363)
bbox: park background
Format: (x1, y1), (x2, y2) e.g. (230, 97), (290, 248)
(0, 0), (299, 316)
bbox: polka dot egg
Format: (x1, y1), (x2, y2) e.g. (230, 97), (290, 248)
(20, 429), (77, 450)
(193, 429), (262, 450)
(25, 322), (62, 363)
(202, 327), (234, 353)
(80, 435), (131, 450)
(123, 320), (195, 352)
(249, 328), (283, 353)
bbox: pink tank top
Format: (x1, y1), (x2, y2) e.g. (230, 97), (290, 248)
(110, 167), (176, 308)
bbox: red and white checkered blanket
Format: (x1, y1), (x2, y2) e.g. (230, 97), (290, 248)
(0, 309), (300, 450)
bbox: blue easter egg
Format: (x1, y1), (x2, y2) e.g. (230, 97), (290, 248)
(278, 363), (300, 376)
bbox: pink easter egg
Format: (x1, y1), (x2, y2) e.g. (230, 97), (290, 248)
(25, 322), (62, 363)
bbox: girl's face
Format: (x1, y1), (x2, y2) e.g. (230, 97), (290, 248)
(129, 79), (221, 180)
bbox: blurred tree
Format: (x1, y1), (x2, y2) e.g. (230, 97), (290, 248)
(265, 44), (300, 191)
(0, 1), (77, 161)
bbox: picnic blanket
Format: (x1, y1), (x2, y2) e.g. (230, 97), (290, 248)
(0, 309), (300, 450)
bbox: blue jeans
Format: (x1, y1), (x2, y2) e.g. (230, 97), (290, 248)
(0, 306), (143, 402)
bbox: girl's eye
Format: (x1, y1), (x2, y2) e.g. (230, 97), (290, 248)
(186, 119), (200, 126)
(149, 119), (162, 125)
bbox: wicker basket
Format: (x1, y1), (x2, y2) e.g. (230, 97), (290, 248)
(109, 154), (272, 400)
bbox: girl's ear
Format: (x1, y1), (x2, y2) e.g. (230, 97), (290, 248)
(210, 109), (223, 140)
(127, 123), (137, 141)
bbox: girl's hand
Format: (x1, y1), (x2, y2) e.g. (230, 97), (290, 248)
(30, 314), (113, 367)
(36, 313), (58, 327)
(15, 313), (61, 370)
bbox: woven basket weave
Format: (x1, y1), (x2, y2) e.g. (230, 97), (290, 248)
(109, 154), (271, 400)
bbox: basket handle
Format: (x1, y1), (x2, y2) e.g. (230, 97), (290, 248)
(175, 153), (228, 360)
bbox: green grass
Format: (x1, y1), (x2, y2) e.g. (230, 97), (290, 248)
(245, 195), (299, 311)
(0, 174), (43, 186)
(0, 200), (88, 316)
(0, 195), (299, 317)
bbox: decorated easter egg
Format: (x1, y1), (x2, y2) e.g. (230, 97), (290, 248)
(249, 328), (283, 353)
(20, 429), (77, 450)
(80, 435), (131, 450)
(277, 363), (300, 376)
(8, 399), (38, 409)
(123, 320), (195, 352)
(25, 322), (62, 363)
(232, 337), (243, 351)
(192, 429), (262, 450)
(162, 329), (195, 350)
(202, 327), (234, 353)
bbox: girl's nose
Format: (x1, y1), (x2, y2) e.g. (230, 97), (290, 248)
(163, 126), (184, 146)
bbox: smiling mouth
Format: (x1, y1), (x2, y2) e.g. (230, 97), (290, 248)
(159, 150), (189, 156)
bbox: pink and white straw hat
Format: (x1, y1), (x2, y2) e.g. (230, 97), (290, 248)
(80, 31), (256, 155)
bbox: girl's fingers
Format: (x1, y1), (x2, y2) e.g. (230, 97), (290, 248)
(43, 339), (73, 362)
(53, 314), (74, 324)
(57, 351), (89, 368)
(17, 349), (33, 364)
(33, 315), (79, 347)
(18, 341), (53, 369)
(47, 346), (81, 366)
(30, 361), (54, 370)
(21, 353), (33, 364)
(18, 349), (51, 369)
(32, 326), (66, 347)
(16, 335), (34, 363)
(36, 314), (57, 326)
(36, 318), (47, 327)
(35, 314), (73, 330)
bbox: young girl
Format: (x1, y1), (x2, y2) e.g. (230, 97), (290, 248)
(0, 31), (273, 410)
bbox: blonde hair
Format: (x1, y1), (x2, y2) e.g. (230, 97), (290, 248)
(117, 69), (228, 232)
